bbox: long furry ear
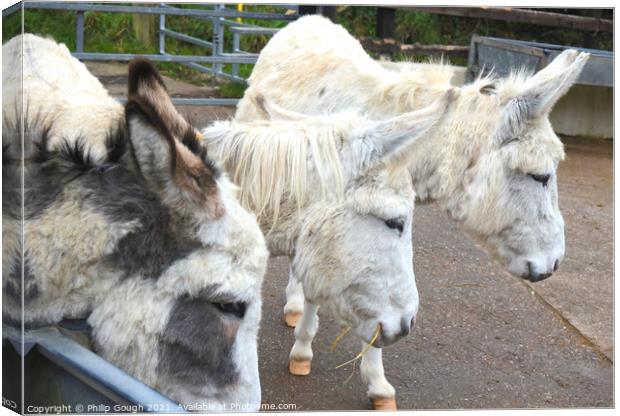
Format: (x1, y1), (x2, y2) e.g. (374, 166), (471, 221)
(127, 58), (191, 138)
(504, 50), (589, 123)
(125, 59), (223, 219)
(497, 50), (589, 144)
(363, 89), (454, 168)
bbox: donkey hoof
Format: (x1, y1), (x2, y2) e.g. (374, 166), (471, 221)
(284, 312), (301, 327)
(372, 397), (397, 411)
(289, 359), (311, 376)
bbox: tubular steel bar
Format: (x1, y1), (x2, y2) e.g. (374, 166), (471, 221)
(229, 26), (280, 78)
(115, 96), (239, 106)
(160, 27), (214, 50)
(183, 62), (247, 84)
(159, 9), (166, 54)
(229, 26), (280, 35)
(212, 4), (223, 74)
(157, 2), (285, 85)
(72, 52), (258, 64)
(3, 326), (186, 412)
(232, 33), (241, 76)
(21, 2), (297, 20)
(76, 11), (85, 53)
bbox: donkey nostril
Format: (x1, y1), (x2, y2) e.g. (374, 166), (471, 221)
(553, 259), (560, 272)
(410, 316), (416, 330)
(527, 261), (535, 279)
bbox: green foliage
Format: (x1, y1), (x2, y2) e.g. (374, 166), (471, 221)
(3, 10), (76, 47)
(336, 6), (377, 37)
(395, 10), (613, 52)
(395, 11), (444, 44)
(83, 11), (153, 54)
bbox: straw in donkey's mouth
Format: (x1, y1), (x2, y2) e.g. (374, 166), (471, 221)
(335, 324), (381, 369)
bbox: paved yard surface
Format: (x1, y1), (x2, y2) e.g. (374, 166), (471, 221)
(92, 62), (613, 410)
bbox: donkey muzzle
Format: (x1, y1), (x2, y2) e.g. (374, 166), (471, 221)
(373, 316), (416, 347)
(523, 259), (560, 282)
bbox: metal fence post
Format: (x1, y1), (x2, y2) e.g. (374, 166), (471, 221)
(159, 4), (166, 54)
(217, 4), (225, 57)
(212, 4), (221, 74)
(232, 32), (240, 77)
(76, 11), (84, 52)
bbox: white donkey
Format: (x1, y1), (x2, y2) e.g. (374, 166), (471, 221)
(237, 15), (587, 322)
(203, 93), (452, 409)
(235, 15), (588, 409)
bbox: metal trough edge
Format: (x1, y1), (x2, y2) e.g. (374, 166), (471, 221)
(3, 325), (186, 413)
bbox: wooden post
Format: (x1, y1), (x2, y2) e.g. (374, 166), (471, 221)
(298, 5), (318, 15)
(299, 5), (336, 21)
(132, 3), (155, 47)
(581, 9), (602, 49)
(376, 7), (395, 38)
(320, 6), (337, 22)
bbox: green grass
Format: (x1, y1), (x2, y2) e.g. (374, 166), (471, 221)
(3, 5), (612, 98)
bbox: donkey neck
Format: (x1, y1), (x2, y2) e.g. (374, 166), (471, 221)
(367, 66), (453, 118)
(370, 71), (479, 218)
(407, 132), (475, 214)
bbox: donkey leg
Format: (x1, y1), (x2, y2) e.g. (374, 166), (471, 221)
(283, 264), (305, 327)
(360, 346), (397, 410)
(288, 300), (319, 376)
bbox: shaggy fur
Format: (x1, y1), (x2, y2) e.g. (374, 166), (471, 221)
(3, 34), (268, 411)
(2, 34), (125, 162)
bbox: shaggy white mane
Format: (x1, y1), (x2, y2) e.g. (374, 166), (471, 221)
(203, 119), (347, 227)
(378, 55), (545, 112)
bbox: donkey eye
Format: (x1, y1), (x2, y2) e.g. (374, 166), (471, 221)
(529, 173), (551, 187)
(214, 302), (247, 318)
(384, 218), (404, 233)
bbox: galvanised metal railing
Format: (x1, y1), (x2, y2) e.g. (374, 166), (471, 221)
(3, 2), (297, 105)
(157, 3), (283, 85)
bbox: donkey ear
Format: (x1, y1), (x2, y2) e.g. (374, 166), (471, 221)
(505, 50), (589, 120)
(364, 89), (454, 166)
(127, 58), (192, 137)
(125, 59), (223, 219)
(251, 93), (314, 122)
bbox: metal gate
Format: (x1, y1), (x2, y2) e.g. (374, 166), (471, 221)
(3, 2), (298, 105)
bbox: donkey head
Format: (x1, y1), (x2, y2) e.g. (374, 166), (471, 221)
(88, 59), (268, 411)
(258, 93), (453, 347)
(428, 50), (588, 282)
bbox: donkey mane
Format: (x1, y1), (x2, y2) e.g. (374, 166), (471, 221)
(378, 56), (544, 112)
(56, 124), (127, 169)
(3, 110), (127, 169)
(203, 119), (346, 227)
(3, 99), (216, 181)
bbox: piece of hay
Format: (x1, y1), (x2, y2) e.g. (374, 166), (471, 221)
(335, 324), (381, 369)
(330, 326), (351, 352)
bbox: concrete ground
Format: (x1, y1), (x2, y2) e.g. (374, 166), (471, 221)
(91, 62), (613, 410)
